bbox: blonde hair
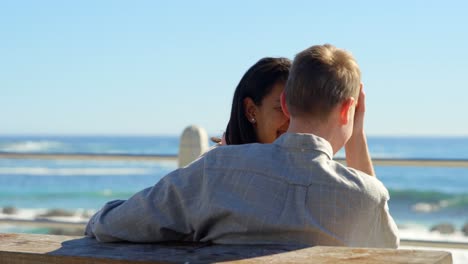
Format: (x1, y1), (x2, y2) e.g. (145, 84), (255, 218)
(285, 44), (361, 120)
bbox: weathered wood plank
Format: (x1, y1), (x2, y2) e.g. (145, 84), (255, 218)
(226, 246), (453, 264)
(0, 233), (452, 264)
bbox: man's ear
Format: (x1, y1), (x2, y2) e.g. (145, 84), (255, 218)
(243, 97), (257, 122)
(280, 91), (290, 118)
(339, 97), (356, 125)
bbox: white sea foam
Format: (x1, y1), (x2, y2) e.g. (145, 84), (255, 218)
(411, 202), (441, 212)
(0, 140), (64, 153)
(0, 207), (92, 223)
(399, 224), (468, 244)
(101, 189), (113, 196)
(0, 208), (45, 220)
(399, 245), (468, 264)
(0, 167), (150, 176)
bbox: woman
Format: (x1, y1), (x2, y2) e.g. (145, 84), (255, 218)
(221, 57), (292, 145)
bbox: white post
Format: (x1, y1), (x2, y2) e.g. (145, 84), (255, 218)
(178, 125), (209, 168)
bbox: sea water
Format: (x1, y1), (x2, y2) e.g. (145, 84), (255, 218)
(1, 135), (468, 239)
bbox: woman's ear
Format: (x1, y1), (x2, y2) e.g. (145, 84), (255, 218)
(280, 91), (290, 118)
(339, 97), (356, 125)
(243, 97), (257, 124)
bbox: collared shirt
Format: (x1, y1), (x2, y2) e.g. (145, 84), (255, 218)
(85, 133), (399, 248)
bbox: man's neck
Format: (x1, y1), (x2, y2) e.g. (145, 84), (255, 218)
(286, 118), (344, 155)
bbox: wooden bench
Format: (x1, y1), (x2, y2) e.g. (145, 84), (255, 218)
(0, 233), (452, 263)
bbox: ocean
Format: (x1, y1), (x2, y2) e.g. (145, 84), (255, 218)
(1, 135), (468, 239)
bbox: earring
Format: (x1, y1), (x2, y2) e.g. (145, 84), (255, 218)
(250, 118), (256, 124)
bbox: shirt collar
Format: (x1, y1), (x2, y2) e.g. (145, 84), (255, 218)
(273, 133), (334, 160)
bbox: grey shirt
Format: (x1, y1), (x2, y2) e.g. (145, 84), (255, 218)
(85, 133), (399, 248)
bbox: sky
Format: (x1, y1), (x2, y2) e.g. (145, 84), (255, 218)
(1, 0), (467, 137)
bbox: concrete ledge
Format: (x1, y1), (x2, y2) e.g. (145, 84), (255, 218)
(0, 233), (452, 264)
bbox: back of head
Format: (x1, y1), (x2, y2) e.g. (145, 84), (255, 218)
(285, 44), (361, 120)
(225, 57), (291, 145)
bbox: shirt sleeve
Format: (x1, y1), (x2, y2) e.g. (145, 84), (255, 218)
(363, 178), (400, 248)
(346, 168), (400, 248)
(85, 156), (205, 242)
(373, 198), (400, 248)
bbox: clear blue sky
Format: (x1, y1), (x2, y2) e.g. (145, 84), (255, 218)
(1, 0), (467, 136)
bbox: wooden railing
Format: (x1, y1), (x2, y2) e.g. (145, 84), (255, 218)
(2, 151), (468, 168)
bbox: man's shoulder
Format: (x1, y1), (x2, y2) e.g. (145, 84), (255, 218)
(203, 143), (281, 173)
(329, 161), (390, 201)
(206, 142), (273, 157)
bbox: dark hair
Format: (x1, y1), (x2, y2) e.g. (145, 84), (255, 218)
(224, 57), (291, 145)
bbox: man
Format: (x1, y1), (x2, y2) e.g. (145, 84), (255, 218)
(85, 44), (399, 248)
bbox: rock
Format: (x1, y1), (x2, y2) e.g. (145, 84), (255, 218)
(38, 209), (75, 217)
(462, 223), (468, 236)
(430, 223), (455, 234)
(2, 206), (18, 215)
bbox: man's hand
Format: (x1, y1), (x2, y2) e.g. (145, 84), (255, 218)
(345, 84), (375, 176)
(352, 84), (366, 136)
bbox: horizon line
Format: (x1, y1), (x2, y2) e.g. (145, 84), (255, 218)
(0, 133), (468, 138)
